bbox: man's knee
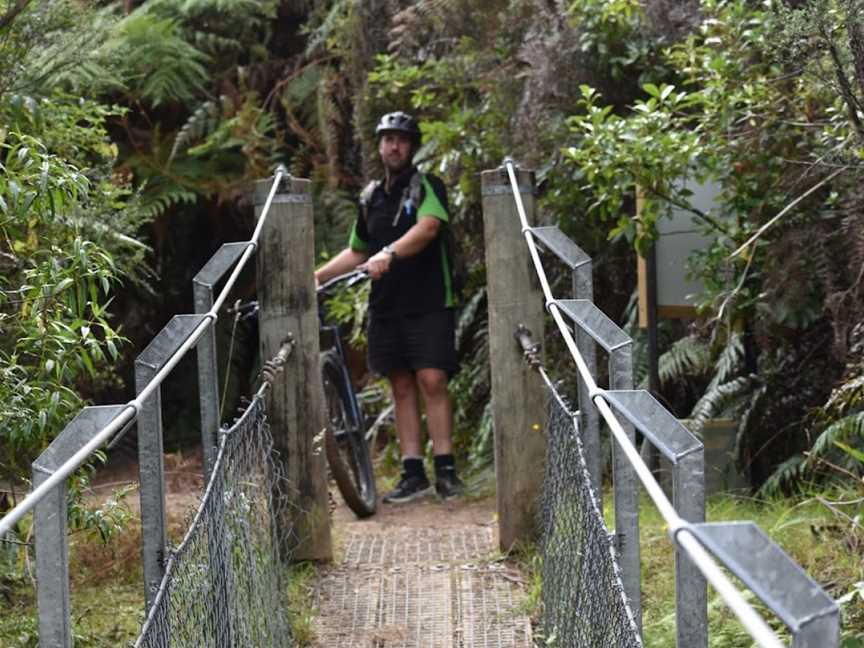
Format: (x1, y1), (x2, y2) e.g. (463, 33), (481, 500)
(389, 370), (418, 402)
(416, 368), (448, 399)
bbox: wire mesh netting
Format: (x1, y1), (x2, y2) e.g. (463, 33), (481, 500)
(135, 396), (294, 647)
(539, 392), (642, 648)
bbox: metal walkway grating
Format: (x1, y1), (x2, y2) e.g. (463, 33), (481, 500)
(314, 527), (533, 647)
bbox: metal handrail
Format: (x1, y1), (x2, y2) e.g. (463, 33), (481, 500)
(502, 158), (785, 648)
(0, 167), (289, 540)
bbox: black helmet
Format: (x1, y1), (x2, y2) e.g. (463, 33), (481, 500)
(375, 111), (421, 144)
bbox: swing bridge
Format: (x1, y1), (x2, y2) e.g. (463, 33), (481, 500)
(0, 162), (841, 647)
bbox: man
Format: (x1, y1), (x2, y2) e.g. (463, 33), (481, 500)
(314, 111), (463, 503)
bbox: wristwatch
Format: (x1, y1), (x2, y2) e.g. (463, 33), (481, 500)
(382, 244), (398, 261)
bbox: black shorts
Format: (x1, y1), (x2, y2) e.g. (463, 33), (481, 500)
(367, 309), (457, 378)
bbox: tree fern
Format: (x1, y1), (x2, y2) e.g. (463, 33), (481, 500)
(824, 371), (864, 417)
(10, 3), (123, 96)
(758, 454), (806, 496)
(176, 0), (277, 19)
(190, 30), (244, 56)
(807, 411), (864, 466)
(657, 333), (711, 387)
(138, 182), (199, 220)
(170, 99), (225, 161)
(106, 13), (210, 107)
(690, 374), (757, 427)
(706, 330), (745, 392)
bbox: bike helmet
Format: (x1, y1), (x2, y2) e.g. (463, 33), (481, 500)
(375, 111), (421, 145)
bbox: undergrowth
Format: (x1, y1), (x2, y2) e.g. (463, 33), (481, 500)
(633, 489), (863, 647)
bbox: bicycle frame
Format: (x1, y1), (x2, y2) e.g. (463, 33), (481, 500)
(317, 270), (369, 442)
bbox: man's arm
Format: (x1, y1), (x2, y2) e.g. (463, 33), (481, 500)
(365, 217), (441, 279)
(314, 247), (369, 286)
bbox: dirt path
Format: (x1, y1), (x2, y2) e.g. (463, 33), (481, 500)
(315, 490), (534, 648)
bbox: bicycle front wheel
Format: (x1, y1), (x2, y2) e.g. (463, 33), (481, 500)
(320, 351), (377, 518)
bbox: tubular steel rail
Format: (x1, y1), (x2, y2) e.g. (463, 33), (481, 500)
(0, 167), (290, 647)
(501, 157), (839, 648)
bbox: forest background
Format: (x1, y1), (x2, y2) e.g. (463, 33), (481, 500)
(0, 0), (863, 642)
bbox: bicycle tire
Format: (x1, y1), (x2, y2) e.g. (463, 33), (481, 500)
(320, 351), (377, 518)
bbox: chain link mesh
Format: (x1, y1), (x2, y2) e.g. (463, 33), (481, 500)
(135, 396), (294, 647)
(539, 391), (642, 648)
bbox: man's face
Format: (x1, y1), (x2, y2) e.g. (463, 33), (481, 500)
(378, 131), (414, 173)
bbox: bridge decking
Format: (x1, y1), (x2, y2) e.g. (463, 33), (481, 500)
(313, 497), (533, 647)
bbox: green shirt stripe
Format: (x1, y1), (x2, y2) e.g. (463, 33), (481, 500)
(349, 223), (368, 252)
(419, 176), (449, 223)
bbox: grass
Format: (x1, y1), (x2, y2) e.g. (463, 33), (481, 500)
(0, 528), (144, 648)
(621, 489), (864, 647)
(284, 562), (319, 646)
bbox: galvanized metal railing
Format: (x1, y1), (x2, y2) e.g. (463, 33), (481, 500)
(0, 167), (290, 646)
(501, 157), (840, 648)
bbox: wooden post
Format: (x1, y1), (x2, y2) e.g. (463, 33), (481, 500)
(481, 165), (547, 551)
(253, 175), (332, 562)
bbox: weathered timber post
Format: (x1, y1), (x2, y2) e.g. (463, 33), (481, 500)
(253, 174), (332, 562)
(481, 164), (547, 551)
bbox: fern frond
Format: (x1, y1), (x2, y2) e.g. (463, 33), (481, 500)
(658, 334), (710, 386)
(177, 0), (276, 20)
(107, 13), (210, 107)
(139, 184), (198, 220)
(190, 30), (243, 55)
(170, 100), (223, 161)
(733, 381), (768, 468)
(456, 287), (486, 354)
(707, 330), (745, 391)
(806, 411), (864, 465)
(690, 374), (756, 425)
(303, 0), (352, 58)
(823, 372), (864, 416)
(757, 454), (806, 497)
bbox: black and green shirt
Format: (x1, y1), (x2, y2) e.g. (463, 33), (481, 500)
(349, 165), (455, 316)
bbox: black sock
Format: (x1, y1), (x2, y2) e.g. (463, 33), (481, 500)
(433, 454), (455, 477)
(403, 457), (426, 479)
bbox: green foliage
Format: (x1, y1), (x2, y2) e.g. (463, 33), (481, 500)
(564, 82), (713, 254)
(558, 0), (864, 487)
(0, 123), (130, 484)
(0, 1), (152, 558)
(567, 0), (657, 82)
(639, 491), (864, 645)
(323, 280), (371, 348)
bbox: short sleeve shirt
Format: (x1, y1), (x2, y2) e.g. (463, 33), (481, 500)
(349, 166), (455, 316)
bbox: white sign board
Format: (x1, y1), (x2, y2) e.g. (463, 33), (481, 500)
(639, 180), (722, 321)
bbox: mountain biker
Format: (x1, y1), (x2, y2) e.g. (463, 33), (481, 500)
(314, 110), (464, 502)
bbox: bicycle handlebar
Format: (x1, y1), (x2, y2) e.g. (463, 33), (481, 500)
(316, 268), (369, 294)
(226, 269), (369, 321)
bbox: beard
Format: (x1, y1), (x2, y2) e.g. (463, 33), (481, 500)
(383, 154), (411, 173)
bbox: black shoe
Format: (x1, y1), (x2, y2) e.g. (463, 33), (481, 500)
(383, 473), (432, 503)
(435, 471), (465, 500)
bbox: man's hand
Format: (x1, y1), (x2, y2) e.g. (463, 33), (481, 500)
(365, 248), (395, 279)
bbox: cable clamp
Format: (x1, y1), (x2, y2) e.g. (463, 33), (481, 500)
(513, 324), (542, 371)
(499, 156), (518, 179)
(545, 298), (563, 315)
(670, 521), (697, 548)
(588, 385), (606, 402)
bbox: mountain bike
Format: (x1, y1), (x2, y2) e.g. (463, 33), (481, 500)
(230, 270), (377, 518)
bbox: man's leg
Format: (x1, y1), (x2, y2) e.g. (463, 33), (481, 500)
(416, 368), (463, 498)
(415, 368), (452, 454)
(390, 368), (423, 456)
(383, 369), (433, 503)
